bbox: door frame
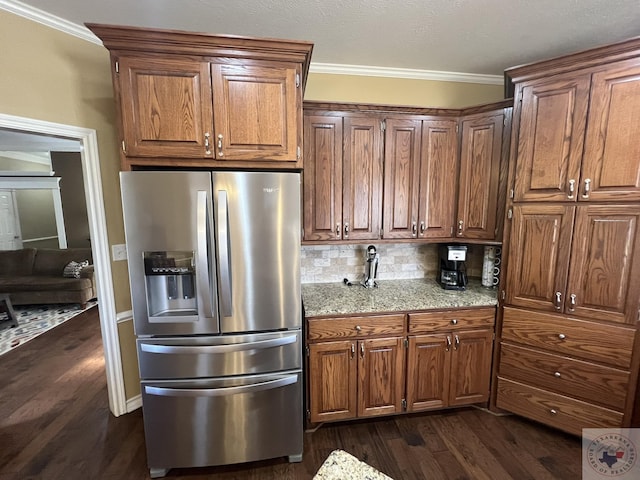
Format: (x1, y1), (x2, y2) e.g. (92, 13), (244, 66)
(0, 112), (126, 416)
(0, 189), (23, 249)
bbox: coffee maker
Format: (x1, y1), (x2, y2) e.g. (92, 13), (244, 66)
(438, 245), (468, 290)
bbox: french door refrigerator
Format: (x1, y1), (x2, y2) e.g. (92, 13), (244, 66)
(120, 170), (302, 479)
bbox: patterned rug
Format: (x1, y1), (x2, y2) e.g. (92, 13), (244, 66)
(0, 301), (97, 356)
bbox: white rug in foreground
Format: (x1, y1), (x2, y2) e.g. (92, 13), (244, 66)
(314, 449), (393, 480)
(0, 301), (97, 356)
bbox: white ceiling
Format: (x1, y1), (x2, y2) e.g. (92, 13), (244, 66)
(3, 0), (640, 82)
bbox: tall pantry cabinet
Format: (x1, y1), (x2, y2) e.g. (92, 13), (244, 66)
(495, 38), (640, 435)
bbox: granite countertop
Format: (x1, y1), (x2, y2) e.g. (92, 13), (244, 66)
(302, 278), (497, 318)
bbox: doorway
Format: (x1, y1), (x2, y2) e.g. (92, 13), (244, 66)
(0, 113), (126, 416)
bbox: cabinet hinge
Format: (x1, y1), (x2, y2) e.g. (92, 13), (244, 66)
(114, 60), (119, 74)
(121, 140), (126, 153)
(381, 120), (386, 131)
(402, 399), (407, 411)
(297, 146), (301, 160)
(509, 188), (514, 199)
(518, 91), (523, 103)
(507, 208), (513, 219)
(404, 338), (409, 348)
(296, 73), (300, 88)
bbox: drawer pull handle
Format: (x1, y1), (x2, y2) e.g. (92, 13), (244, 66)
(554, 371), (561, 378)
(550, 409), (558, 415)
(451, 319), (458, 325)
(355, 325), (362, 332)
(558, 333), (566, 340)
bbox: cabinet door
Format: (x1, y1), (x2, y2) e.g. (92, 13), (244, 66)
(418, 119), (459, 238)
(308, 341), (357, 423)
(456, 113), (504, 239)
(449, 329), (493, 406)
(343, 117), (383, 240)
(506, 204), (575, 312)
(357, 337), (405, 417)
(303, 115), (343, 241)
(581, 60), (640, 201)
(118, 56), (213, 158)
(211, 63), (299, 161)
(513, 74), (590, 202)
(565, 205), (640, 325)
(382, 118), (422, 239)
(406, 334), (450, 411)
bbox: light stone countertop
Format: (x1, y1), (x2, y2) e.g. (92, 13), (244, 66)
(302, 278), (497, 318)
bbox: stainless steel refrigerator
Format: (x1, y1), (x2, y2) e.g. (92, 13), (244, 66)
(120, 171), (302, 479)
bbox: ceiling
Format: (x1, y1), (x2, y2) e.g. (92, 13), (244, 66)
(4, 0), (640, 82)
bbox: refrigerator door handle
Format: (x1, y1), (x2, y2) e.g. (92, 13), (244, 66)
(140, 333), (298, 354)
(217, 190), (233, 317)
(144, 374), (298, 397)
(197, 190), (215, 319)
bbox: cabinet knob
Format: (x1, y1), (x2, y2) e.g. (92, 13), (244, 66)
(554, 371), (561, 378)
(550, 409), (558, 415)
(558, 333), (566, 340)
(355, 325), (362, 332)
(451, 319), (458, 325)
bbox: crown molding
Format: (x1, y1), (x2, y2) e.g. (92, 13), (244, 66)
(1, 0), (502, 85)
(309, 63), (504, 85)
(0, 0), (102, 45)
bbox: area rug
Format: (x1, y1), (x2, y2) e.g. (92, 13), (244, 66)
(314, 449), (393, 480)
(0, 301), (97, 356)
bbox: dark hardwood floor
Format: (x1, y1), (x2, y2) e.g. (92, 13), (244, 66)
(0, 308), (582, 479)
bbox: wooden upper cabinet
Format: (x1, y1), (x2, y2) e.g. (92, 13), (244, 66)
(581, 59), (640, 201)
(118, 56), (214, 158)
(303, 115), (343, 241)
(506, 204), (575, 312)
(513, 73), (590, 202)
(565, 205), (640, 325)
(211, 62), (300, 162)
(418, 119), (459, 239)
(342, 116), (383, 241)
(383, 118), (422, 239)
(456, 112), (504, 239)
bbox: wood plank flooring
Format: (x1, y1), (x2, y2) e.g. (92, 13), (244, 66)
(0, 308), (583, 479)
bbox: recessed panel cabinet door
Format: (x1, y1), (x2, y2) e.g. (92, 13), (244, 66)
(506, 204), (575, 312)
(418, 120), (458, 238)
(303, 115), (343, 241)
(456, 113), (504, 239)
(406, 334), (450, 411)
(513, 74), (590, 202)
(343, 117), (383, 240)
(581, 60), (640, 202)
(211, 63), (299, 161)
(118, 56), (213, 158)
(383, 118), (422, 239)
(448, 329), (493, 406)
(308, 341), (357, 423)
(565, 205), (640, 324)
(358, 337), (405, 417)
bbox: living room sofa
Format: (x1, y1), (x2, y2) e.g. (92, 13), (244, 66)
(0, 248), (96, 307)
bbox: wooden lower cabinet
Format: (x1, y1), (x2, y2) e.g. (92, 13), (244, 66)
(406, 329), (493, 412)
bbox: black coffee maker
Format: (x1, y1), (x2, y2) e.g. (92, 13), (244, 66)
(438, 245), (468, 290)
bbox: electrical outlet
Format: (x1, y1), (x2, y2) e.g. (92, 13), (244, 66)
(112, 244), (127, 261)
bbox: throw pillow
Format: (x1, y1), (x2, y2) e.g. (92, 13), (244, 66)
(63, 260), (89, 278)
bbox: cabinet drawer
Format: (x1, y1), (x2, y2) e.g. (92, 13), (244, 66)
(499, 343), (629, 410)
(496, 378), (623, 436)
(409, 307), (495, 333)
(308, 314), (405, 341)
(501, 307), (634, 368)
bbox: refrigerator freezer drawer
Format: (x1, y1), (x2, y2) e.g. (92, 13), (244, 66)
(141, 371), (303, 470)
(137, 330), (302, 379)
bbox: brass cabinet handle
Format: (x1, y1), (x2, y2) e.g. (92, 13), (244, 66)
(457, 220), (464, 234)
(336, 223), (341, 237)
(554, 292), (562, 310)
(344, 223), (349, 237)
(420, 221), (425, 234)
(217, 133), (224, 157)
(204, 132), (211, 155)
(567, 179), (575, 199)
(454, 335), (460, 351)
(569, 293), (577, 312)
(582, 178), (591, 199)
(446, 335), (452, 351)
(412, 221), (417, 236)
(360, 343), (364, 358)
(351, 343), (355, 358)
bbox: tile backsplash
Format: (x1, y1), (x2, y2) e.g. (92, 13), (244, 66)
(301, 243), (484, 284)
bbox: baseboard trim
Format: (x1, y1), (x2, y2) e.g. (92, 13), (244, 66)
(126, 394), (142, 413)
